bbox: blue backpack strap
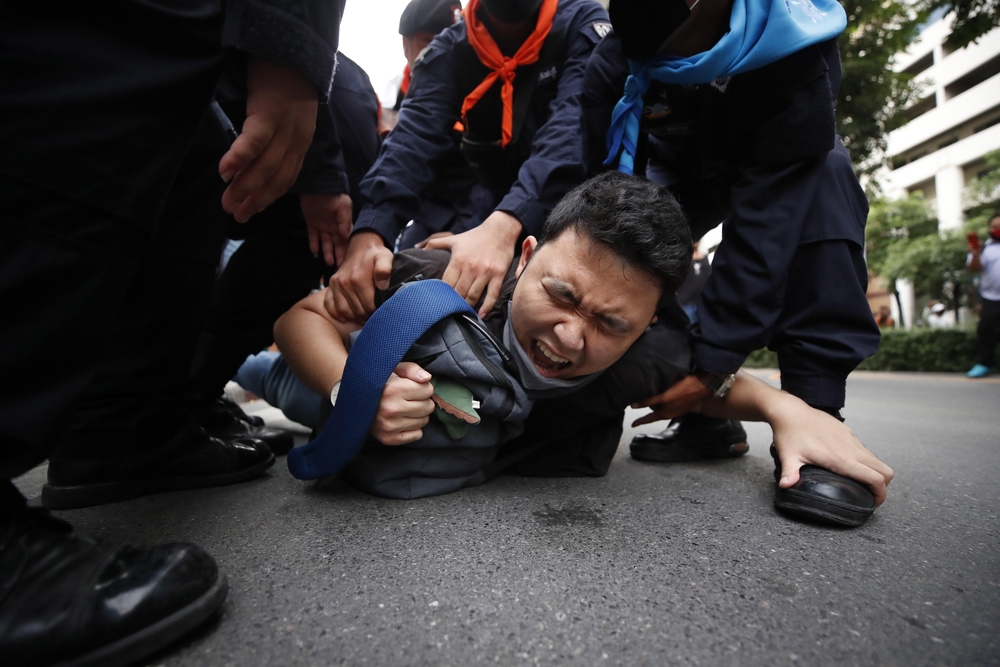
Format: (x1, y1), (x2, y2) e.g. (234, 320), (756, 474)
(287, 280), (475, 480)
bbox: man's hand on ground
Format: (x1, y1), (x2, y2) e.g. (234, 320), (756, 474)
(301, 193), (353, 266)
(630, 374), (710, 427)
(371, 362), (435, 445)
(768, 396), (895, 505)
(220, 57), (318, 223)
(324, 232), (393, 323)
(421, 211), (522, 318)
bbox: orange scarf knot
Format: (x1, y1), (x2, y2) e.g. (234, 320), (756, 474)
(460, 0), (558, 147)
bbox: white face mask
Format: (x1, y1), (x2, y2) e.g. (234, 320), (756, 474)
(502, 302), (599, 398)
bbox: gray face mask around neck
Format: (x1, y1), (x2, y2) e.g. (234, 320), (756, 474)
(502, 302), (599, 399)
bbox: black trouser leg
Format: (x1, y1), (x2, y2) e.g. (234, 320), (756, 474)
(49, 118), (229, 461)
(188, 218), (325, 404)
(0, 177), (147, 479)
(976, 297), (1000, 367)
(772, 238), (880, 409)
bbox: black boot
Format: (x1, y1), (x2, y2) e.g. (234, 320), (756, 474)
(191, 396), (294, 456)
(770, 407), (876, 528)
(0, 484), (227, 667)
(42, 424), (274, 509)
(629, 413), (748, 463)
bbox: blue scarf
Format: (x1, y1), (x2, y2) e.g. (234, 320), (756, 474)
(605, 0), (847, 174)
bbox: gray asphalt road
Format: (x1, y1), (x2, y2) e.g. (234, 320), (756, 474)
(14, 371), (1000, 667)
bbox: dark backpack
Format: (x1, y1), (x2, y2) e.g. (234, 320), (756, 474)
(340, 309), (534, 499)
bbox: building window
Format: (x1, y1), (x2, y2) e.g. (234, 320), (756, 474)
(904, 95), (938, 121)
(944, 54), (1000, 100)
(904, 51), (934, 76)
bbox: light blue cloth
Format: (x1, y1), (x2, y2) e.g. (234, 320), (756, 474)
(605, 0), (847, 174)
(235, 351), (324, 430)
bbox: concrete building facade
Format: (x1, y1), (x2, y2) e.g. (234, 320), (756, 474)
(879, 13), (1000, 326)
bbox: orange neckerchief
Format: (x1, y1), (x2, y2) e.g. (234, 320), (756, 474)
(461, 0), (558, 146)
(400, 64), (411, 96)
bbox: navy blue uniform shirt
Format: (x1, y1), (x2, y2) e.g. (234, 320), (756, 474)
(354, 0), (610, 244)
(584, 33), (876, 386)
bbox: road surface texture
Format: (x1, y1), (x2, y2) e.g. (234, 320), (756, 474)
(14, 370), (1000, 666)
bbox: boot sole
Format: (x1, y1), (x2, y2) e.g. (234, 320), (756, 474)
(40, 453), (275, 510)
(52, 573), (229, 667)
(774, 487), (874, 528)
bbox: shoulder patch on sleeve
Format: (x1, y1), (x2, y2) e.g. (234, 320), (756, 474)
(414, 44), (435, 66)
(592, 22), (612, 39)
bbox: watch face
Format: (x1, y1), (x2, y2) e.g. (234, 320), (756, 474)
(716, 374), (735, 397)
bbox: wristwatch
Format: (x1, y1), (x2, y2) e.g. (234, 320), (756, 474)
(691, 367), (736, 398)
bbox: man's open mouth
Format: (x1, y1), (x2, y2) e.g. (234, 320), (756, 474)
(531, 340), (572, 376)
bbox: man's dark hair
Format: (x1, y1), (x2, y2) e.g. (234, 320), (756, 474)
(539, 171), (692, 300)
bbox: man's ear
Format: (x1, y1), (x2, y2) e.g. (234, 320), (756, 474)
(650, 314), (658, 325)
(515, 236), (538, 278)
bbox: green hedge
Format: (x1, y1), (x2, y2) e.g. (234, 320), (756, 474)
(742, 327), (979, 372)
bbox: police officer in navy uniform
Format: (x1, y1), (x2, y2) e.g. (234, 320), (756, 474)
(0, 0), (342, 663)
(389, 0), (465, 123)
(327, 0), (612, 324)
(183, 52), (383, 441)
(583, 0), (892, 527)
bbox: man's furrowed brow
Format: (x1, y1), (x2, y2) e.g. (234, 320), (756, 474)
(544, 277), (632, 334)
(544, 277), (580, 303)
(601, 314), (631, 335)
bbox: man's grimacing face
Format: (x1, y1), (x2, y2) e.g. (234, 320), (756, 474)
(509, 227), (662, 379)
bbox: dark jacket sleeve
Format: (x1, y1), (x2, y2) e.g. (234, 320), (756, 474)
(221, 0), (345, 101)
(289, 98), (350, 195)
(580, 31), (629, 175)
(353, 27), (468, 245)
(495, 1), (610, 235)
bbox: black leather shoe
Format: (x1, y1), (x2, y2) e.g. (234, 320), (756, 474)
(770, 444), (875, 527)
(0, 507), (227, 667)
(195, 397), (294, 455)
(42, 426), (275, 509)
(630, 413), (748, 463)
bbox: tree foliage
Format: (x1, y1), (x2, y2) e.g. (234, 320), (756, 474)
(963, 149), (1000, 219)
(837, 0), (927, 178)
(836, 1), (999, 178)
(865, 192), (939, 275)
(879, 227), (976, 313)
(933, 0), (1000, 51)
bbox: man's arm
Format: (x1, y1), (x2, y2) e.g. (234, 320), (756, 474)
(218, 0), (346, 223)
(292, 99), (353, 267)
(639, 371), (895, 505)
(967, 244), (983, 272)
(273, 289), (437, 445)
(423, 3), (610, 316)
(328, 33), (467, 321)
(299, 55), (386, 267)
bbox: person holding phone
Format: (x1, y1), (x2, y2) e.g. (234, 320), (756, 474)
(966, 213), (1000, 378)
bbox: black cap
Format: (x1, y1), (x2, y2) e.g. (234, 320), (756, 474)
(399, 0), (463, 36)
(480, 0), (544, 22)
(609, 0), (691, 61)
